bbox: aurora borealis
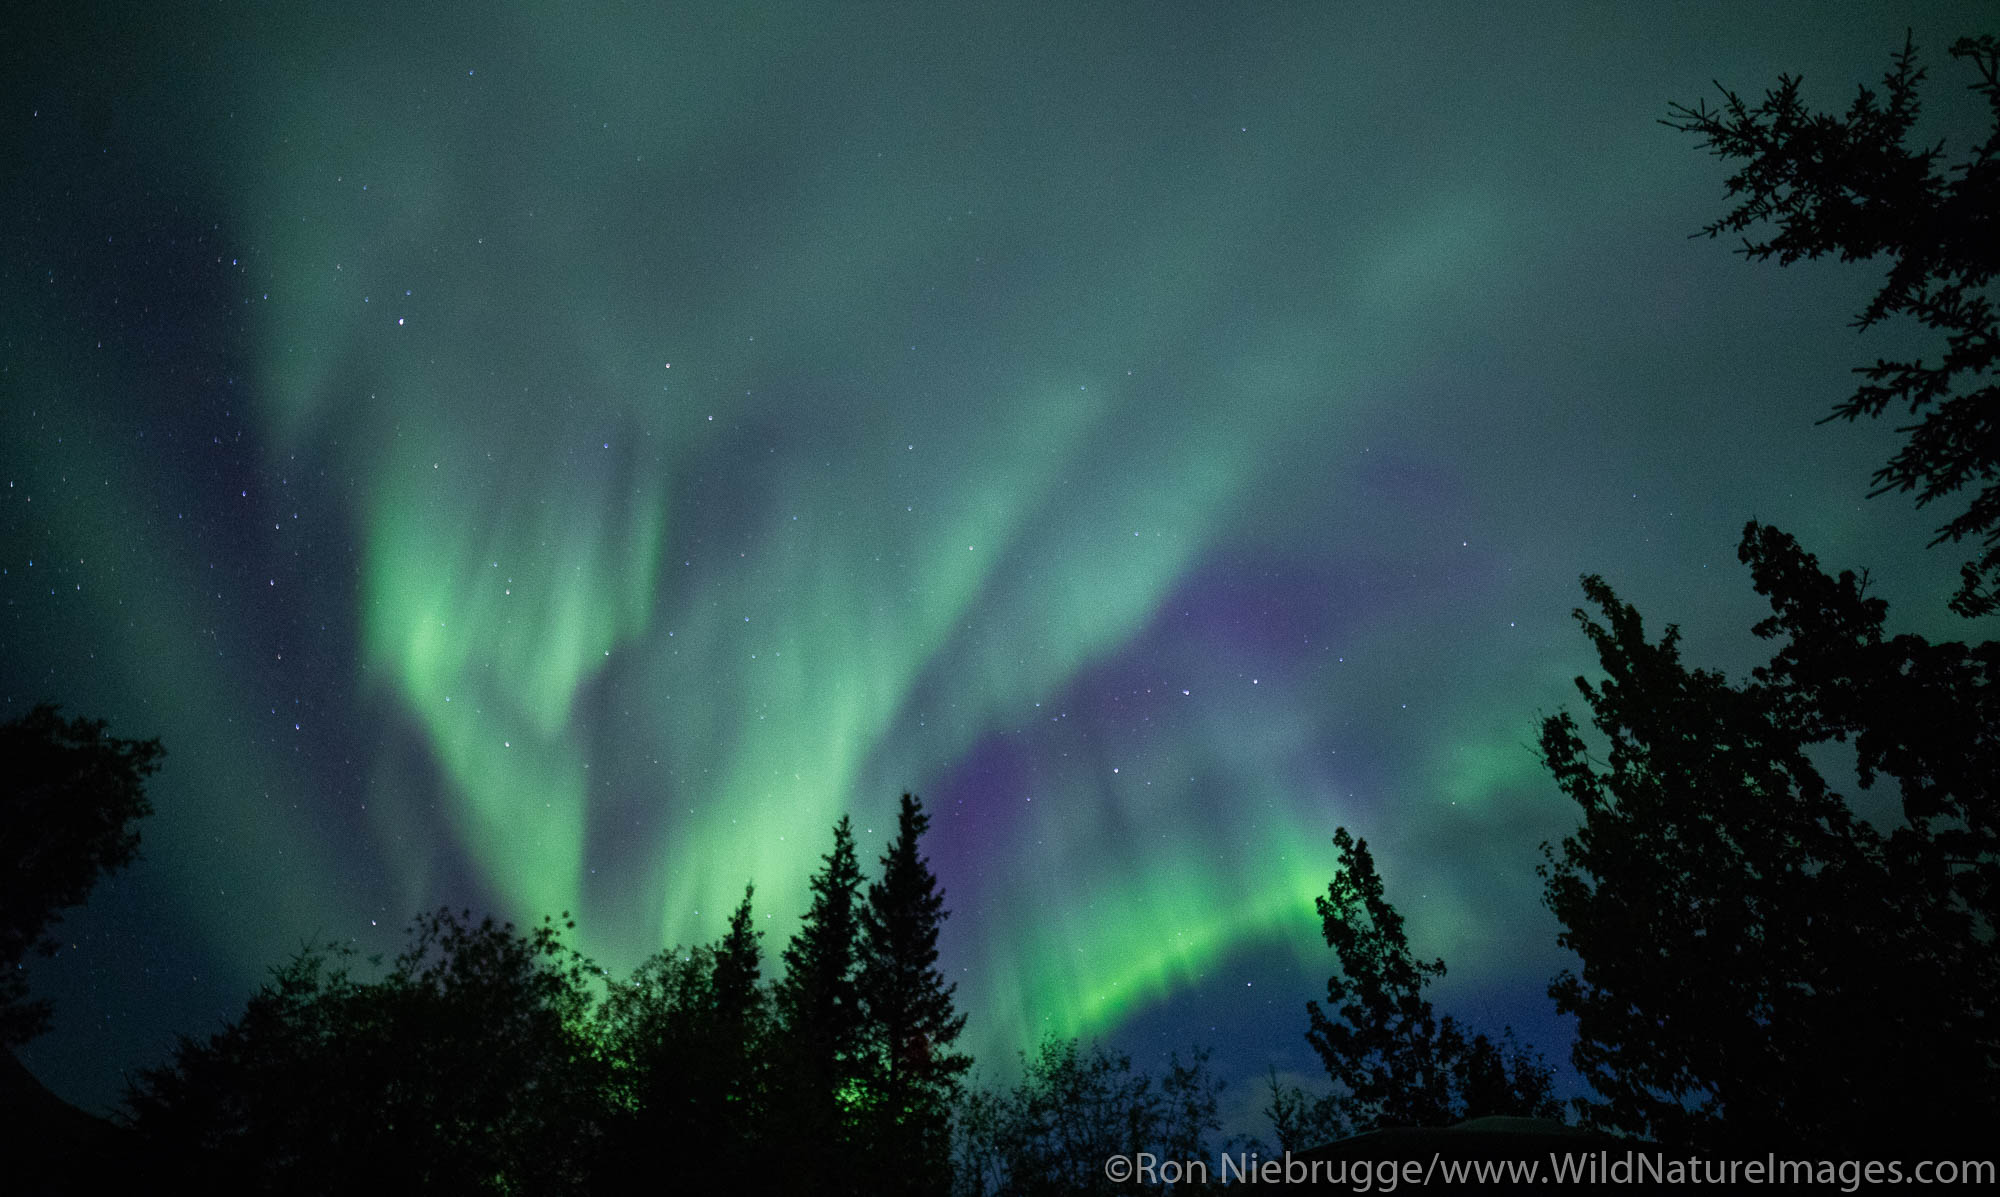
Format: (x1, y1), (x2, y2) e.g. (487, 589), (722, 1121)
(4, 2), (1989, 1125)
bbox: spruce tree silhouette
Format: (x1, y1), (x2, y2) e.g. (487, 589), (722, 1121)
(709, 884), (771, 1170)
(1527, 30), (2000, 1153)
(856, 793), (970, 1196)
(1300, 828), (1557, 1138)
(1666, 33), (2000, 615)
(772, 815), (868, 1193)
(598, 885), (770, 1194)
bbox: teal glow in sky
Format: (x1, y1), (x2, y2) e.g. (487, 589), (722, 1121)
(4, 1), (1987, 1119)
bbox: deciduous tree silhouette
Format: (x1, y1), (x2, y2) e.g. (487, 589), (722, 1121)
(1, 703), (162, 1045)
(126, 908), (609, 1194)
(1301, 828), (1557, 1137)
(1538, 524), (1997, 1150)
(952, 1036), (1225, 1197)
(1666, 33), (2000, 615)
(1262, 1066), (1347, 1153)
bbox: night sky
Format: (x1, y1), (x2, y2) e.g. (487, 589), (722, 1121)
(5, 1), (1989, 1132)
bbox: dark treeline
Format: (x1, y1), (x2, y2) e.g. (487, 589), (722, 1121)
(118, 794), (997, 1196)
(5, 26), (1998, 1197)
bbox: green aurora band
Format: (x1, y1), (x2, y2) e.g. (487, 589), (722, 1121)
(217, 5), (1478, 1047)
(15, 2), (1983, 1091)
